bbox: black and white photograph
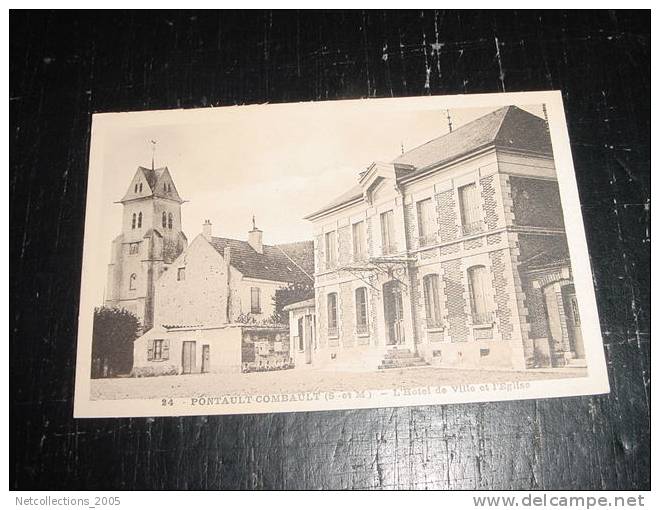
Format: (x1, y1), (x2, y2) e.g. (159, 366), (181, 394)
(74, 91), (609, 417)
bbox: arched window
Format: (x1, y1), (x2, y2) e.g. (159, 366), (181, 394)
(131, 213), (136, 229)
(137, 212), (142, 228)
(355, 287), (368, 334)
(327, 293), (338, 336)
(168, 212), (173, 230)
(423, 274), (442, 328)
(134, 183), (138, 193)
(139, 182), (143, 193)
(129, 273), (137, 290)
(162, 211), (167, 228)
(467, 265), (490, 324)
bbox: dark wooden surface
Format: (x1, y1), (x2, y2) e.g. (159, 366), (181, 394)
(10, 10), (650, 490)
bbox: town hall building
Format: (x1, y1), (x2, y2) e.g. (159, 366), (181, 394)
(301, 106), (585, 372)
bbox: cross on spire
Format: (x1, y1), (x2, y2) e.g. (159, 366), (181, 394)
(150, 139), (157, 170)
(252, 215), (256, 230)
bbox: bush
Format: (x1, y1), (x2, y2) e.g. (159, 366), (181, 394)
(91, 307), (140, 378)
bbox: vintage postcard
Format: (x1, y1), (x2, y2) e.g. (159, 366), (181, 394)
(74, 91), (609, 418)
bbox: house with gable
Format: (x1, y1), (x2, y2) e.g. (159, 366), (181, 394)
(132, 218), (314, 375)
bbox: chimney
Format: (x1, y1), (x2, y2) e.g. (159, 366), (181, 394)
(248, 216), (263, 254)
(202, 219), (212, 240)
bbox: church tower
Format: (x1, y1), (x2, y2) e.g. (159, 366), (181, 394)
(105, 165), (188, 332)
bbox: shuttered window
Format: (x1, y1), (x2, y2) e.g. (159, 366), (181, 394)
(380, 210), (396, 254)
(251, 287), (261, 314)
(417, 198), (436, 246)
(327, 293), (338, 336)
(352, 221), (366, 260)
(355, 287), (368, 334)
(325, 231), (337, 268)
(458, 183), (481, 235)
(148, 339), (169, 361)
(423, 274), (442, 328)
(467, 265), (490, 324)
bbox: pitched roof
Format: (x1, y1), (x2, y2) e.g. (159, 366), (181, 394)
(208, 237), (314, 284)
(120, 166), (184, 203)
(308, 106), (552, 218)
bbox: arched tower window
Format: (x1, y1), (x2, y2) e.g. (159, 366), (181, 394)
(162, 211), (167, 228)
(137, 212), (143, 228)
(129, 273), (137, 290)
(168, 212), (173, 230)
(131, 213), (136, 229)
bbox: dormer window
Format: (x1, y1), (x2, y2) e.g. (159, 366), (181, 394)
(134, 183), (138, 193)
(139, 182), (143, 193)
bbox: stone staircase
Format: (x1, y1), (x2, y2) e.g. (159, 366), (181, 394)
(378, 347), (429, 370)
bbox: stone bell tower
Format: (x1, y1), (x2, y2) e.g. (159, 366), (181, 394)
(104, 164), (188, 332)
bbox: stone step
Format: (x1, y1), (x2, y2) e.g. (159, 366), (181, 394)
(378, 358), (429, 369)
(378, 359), (429, 370)
(384, 351), (418, 359)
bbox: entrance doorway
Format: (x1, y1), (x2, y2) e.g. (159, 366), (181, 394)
(562, 285), (585, 359)
(383, 280), (405, 345)
(182, 341), (196, 374)
(201, 344), (210, 373)
(304, 315), (314, 364)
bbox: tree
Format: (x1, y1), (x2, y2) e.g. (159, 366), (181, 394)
(270, 281), (314, 324)
(91, 306), (140, 378)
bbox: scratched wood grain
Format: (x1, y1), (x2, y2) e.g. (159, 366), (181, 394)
(10, 10), (650, 490)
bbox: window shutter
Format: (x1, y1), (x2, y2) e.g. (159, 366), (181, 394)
(147, 342), (153, 361)
(162, 339), (170, 360)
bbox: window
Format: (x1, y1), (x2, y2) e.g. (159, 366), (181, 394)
(177, 267), (185, 281)
(131, 213), (136, 229)
(162, 212), (167, 228)
(355, 287), (368, 334)
(148, 339), (169, 361)
(423, 274), (442, 328)
(134, 183), (138, 193)
(137, 211), (142, 228)
(352, 221), (366, 260)
(168, 212), (173, 230)
(139, 182), (143, 193)
(458, 183), (481, 235)
(417, 198), (436, 246)
(129, 273), (137, 290)
(129, 242), (139, 255)
(251, 287), (261, 314)
(325, 231), (337, 268)
(467, 265), (490, 324)
(327, 293), (338, 336)
(153, 339), (163, 360)
(380, 210), (396, 254)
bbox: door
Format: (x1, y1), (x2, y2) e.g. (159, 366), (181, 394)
(182, 341), (196, 374)
(383, 280), (405, 345)
(562, 285), (585, 359)
(304, 315), (313, 364)
(201, 344), (210, 373)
